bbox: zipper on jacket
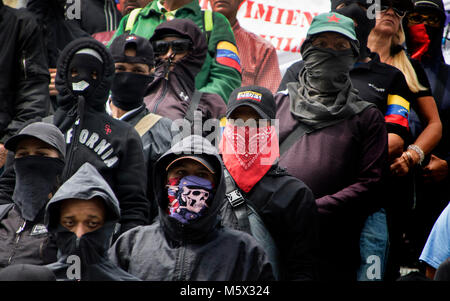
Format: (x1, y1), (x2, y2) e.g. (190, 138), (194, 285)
(63, 118), (81, 181)
(152, 79), (168, 114)
(22, 51), (27, 80)
(8, 220), (27, 265)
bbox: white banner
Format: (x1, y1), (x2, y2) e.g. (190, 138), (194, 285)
(199, 0), (330, 75)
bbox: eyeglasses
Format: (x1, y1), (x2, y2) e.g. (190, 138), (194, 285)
(152, 39), (192, 56)
(379, 5), (406, 18)
(407, 13), (441, 27)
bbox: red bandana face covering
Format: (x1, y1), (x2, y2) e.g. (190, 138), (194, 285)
(408, 23), (431, 61)
(220, 123), (279, 193)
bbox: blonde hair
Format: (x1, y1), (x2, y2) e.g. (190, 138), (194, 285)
(390, 24), (427, 93)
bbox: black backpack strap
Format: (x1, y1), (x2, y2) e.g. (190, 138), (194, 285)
(223, 168), (252, 235)
(279, 122), (313, 156)
(184, 90), (203, 124)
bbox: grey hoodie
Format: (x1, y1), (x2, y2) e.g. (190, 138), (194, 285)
(44, 163), (140, 281)
(108, 135), (275, 280)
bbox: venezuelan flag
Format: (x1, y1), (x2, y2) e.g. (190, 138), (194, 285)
(216, 41), (242, 73)
(385, 94), (410, 129)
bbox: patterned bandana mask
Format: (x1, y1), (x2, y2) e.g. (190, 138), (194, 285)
(166, 175), (214, 224)
(220, 123), (279, 193)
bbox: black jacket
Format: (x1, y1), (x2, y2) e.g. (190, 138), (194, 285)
(108, 135), (275, 280)
(116, 103), (176, 223)
(0, 2), (50, 143)
(26, 0), (91, 68)
(76, 0), (122, 35)
(0, 203), (57, 269)
(53, 37), (149, 233)
(44, 163), (139, 281)
(223, 165), (319, 281)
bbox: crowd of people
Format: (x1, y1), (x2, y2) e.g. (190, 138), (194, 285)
(0, 0), (449, 282)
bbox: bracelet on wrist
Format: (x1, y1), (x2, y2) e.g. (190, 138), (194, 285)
(407, 144), (425, 165)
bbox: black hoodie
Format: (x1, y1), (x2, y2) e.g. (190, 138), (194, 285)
(108, 135), (274, 281)
(143, 18), (226, 123)
(53, 37), (149, 234)
(44, 163), (140, 281)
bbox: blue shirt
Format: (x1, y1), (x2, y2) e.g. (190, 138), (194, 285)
(420, 202), (450, 269)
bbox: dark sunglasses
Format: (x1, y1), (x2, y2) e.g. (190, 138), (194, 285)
(379, 5), (406, 18)
(152, 39), (192, 56)
(407, 13), (441, 26)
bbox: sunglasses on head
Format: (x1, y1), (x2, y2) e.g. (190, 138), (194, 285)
(379, 5), (406, 18)
(152, 39), (192, 56)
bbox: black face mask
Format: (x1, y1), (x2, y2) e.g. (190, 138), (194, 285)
(334, 2), (376, 59)
(110, 72), (153, 111)
(425, 24), (443, 54)
(302, 45), (356, 93)
(67, 54), (104, 100)
(13, 156), (65, 222)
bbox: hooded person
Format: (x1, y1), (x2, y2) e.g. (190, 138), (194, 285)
(0, 122), (65, 269)
(44, 162), (140, 281)
(52, 37), (150, 234)
(218, 86), (320, 281)
(108, 135), (274, 281)
(143, 18), (226, 126)
(275, 12), (389, 281)
(403, 0), (450, 263)
(108, 33), (177, 223)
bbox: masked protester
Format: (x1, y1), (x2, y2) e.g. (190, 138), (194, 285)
(108, 33), (176, 223)
(218, 86), (319, 281)
(53, 37), (150, 235)
(42, 163), (140, 281)
(403, 0), (450, 278)
(109, 0), (241, 104)
(279, 1), (417, 281)
(143, 18), (226, 126)
(275, 12), (388, 281)
(108, 135), (274, 281)
(0, 122), (65, 269)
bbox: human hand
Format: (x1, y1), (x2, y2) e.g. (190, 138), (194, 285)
(390, 151), (413, 177)
(421, 154), (448, 183)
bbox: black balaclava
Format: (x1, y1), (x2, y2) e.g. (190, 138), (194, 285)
(12, 156), (65, 222)
(301, 41), (357, 94)
(67, 49), (104, 100)
(332, 0), (376, 60)
(110, 72), (153, 111)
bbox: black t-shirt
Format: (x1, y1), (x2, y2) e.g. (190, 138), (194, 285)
(278, 53), (413, 141)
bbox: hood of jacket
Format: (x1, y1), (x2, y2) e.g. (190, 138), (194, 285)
(44, 162), (123, 280)
(54, 37), (115, 132)
(153, 135), (225, 243)
(150, 18), (208, 95)
(43, 163), (138, 280)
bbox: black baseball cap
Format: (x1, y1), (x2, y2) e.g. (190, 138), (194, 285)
(4, 122), (66, 158)
(109, 33), (154, 67)
(226, 86), (276, 120)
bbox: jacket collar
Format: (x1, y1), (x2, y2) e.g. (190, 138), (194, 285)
(143, 0), (200, 17)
